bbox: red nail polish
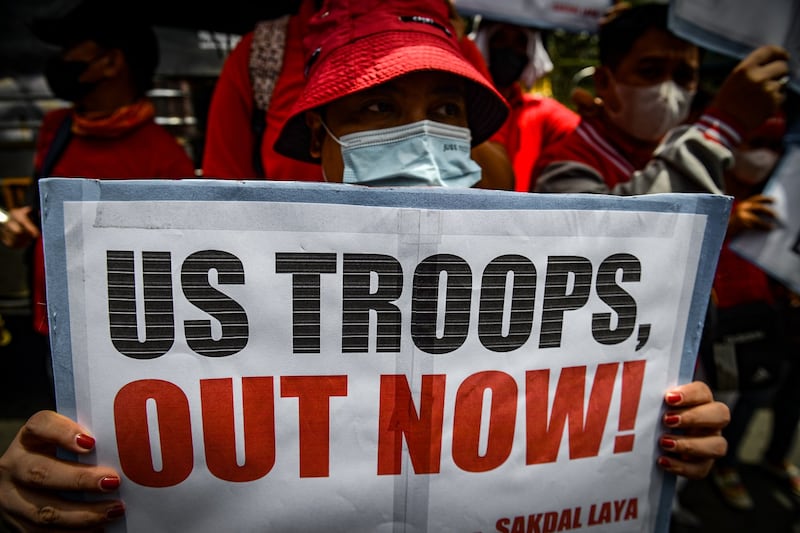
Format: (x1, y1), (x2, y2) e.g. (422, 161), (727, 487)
(665, 392), (682, 405)
(661, 437), (677, 449)
(664, 414), (681, 426)
(75, 433), (95, 450)
(657, 457), (672, 468)
(107, 504), (126, 519)
(100, 476), (121, 491)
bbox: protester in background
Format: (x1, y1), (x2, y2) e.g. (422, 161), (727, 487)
(200, 0), (324, 182)
(202, 0), (514, 189)
(760, 292), (800, 500)
(705, 114), (800, 510)
(531, 3), (790, 195)
(0, 0), (195, 384)
(473, 19), (579, 192)
(757, 89), (800, 504)
(710, 297), (800, 509)
(445, 1), (515, 190)
(0, 0), (730, 529)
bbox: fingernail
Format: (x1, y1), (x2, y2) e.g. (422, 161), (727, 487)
(665, 392), (682, 405)
(76, 433), (95, 450)
(100, 476), (121, 491)
(657, 456), (672, 468)
(660, 437), (677, 450)
(664, 414), (681, 426)
(107, 504), (126, 519)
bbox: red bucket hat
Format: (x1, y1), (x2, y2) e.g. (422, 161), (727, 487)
(274, 0), (509, 163)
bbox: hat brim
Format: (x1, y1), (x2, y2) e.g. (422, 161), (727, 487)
(275, 30), (509, 163)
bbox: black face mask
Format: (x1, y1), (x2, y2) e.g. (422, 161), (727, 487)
(488, 47), (528, 89)
(44, 55), (98, 102)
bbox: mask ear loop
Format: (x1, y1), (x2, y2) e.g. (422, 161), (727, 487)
(318, 119), (345, 183)
(320, 119), (346, 146)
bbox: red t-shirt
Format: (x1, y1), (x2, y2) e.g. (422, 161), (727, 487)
(530, 116), (655, 191)
(713, 200), (775, 309)
(31, 107), (195, 335)
(489, 85), (579, 192)
(530, 110), (748, 193)
(201, 0), (323, 181)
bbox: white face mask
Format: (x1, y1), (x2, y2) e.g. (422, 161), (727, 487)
(731, 148), (780, 185)
(605, 79), (695, 142)
(322, 120), (482, 188)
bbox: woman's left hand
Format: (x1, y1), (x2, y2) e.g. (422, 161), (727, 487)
(657, 381), (730, 480)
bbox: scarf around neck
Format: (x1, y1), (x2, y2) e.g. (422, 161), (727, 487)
(71, 99), (156, 138)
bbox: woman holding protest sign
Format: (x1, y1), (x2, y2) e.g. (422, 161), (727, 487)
(0, 0), (731, 530)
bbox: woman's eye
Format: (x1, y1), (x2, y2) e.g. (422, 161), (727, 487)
(365, 101), (393, 113)
(435, 102), (464, 118)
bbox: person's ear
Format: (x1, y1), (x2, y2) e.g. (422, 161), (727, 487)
(100, 49), (126, 78)
(306, 110), (325, 160)
(593, 66), (615, 110)
(593, 65), (610, 94)
(570, 88), (602, 118)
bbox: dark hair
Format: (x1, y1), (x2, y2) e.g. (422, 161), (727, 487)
(598, 3), (669, 70)
(109, 25), (160, 96)
(29, 0), (159, 97)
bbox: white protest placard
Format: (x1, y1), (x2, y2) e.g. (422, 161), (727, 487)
(453, 0), (612, 32)
(668, 0), (800, 92)
(41, 178), (729, 533)
(729, 141), (800, 294)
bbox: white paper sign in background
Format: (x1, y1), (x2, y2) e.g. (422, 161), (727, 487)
(453, 0), (612, 32)
(730, 143), (800, 293)
(669, 0), (800, 92)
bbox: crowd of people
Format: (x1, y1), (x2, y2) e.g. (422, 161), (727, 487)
(0, 0), (797, 530)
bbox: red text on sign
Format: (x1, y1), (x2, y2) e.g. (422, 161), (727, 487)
(113, 361), (645, 487)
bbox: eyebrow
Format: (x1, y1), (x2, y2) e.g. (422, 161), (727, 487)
(358, 79), (466, 99)
(635, 53), (697, 66)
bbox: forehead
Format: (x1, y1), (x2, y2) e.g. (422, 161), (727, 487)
(617, 28), (699, 69)
(331, 71), (466, 104)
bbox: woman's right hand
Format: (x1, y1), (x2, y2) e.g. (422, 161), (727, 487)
(0, 410), (125, 531)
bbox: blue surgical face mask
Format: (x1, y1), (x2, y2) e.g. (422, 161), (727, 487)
(322, 119), (482, 188)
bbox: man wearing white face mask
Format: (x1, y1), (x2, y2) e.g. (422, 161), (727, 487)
(603, 75), (694, 144)
(531, 3), (790, 195)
